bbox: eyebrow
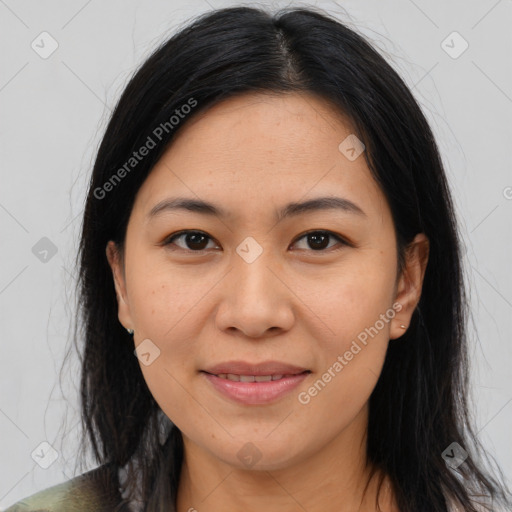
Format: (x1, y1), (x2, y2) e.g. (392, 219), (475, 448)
(147, 196), (366, 222)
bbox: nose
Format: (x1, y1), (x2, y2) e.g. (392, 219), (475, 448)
(214, 253), (295, 339)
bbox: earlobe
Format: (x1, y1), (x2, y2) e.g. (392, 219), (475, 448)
(390, 233), (430, 340)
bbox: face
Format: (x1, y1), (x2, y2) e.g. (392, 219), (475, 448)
(107, 92), (428, 472)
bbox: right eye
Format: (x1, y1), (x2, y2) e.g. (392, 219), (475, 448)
(163, 230), (219, 252)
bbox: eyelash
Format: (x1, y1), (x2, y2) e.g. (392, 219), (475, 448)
(162, 229), (350, 254)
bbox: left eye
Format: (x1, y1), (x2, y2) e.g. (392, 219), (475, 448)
(292, 230), (346, 251)
(163, 230), (347, 253)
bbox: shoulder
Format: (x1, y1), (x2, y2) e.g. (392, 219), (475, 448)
(3, 463), (124, 512)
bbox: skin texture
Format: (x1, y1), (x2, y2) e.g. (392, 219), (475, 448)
(106, 91), (429, 512)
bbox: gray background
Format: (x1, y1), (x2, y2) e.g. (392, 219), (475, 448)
(1, 0), (511, 508)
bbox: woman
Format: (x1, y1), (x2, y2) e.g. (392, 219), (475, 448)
(6, 5), (511, 512)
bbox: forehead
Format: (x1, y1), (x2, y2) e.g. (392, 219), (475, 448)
(133, 92), (387, 222)
(168, 91), (358, 165)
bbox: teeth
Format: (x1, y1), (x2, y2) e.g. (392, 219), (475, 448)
(214, 374), (289, 381)
(254, 375), (272, 382)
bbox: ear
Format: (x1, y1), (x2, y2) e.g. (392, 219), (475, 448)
(106, 240), (135, 332)
(390, 233), (430, 340)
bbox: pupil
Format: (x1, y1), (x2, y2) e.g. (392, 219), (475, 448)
(309, 233), (328, 250)
(187, 233), (207, 250)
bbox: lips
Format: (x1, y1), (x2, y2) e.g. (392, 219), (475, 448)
(201, 360), (311, 405)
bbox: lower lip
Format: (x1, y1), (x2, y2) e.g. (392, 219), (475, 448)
(201, 371), (309, 405)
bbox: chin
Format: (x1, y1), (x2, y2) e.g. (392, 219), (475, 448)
(212, 437), (306, 472)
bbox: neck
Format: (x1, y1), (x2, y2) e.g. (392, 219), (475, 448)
(175, 405), (397, 512)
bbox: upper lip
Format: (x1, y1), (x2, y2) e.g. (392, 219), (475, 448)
(202, 360), (310, 376)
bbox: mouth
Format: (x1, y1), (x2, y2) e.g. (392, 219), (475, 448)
(200, 361), (311, 405)
(203, 372), (309, 382)
(202, 360), (310, 377)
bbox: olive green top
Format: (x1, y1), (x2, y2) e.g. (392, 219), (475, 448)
(4, 463), (130, 512)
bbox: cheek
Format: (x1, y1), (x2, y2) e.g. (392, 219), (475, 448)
(124, 277), (198, 411)
(128, 270), (202, 426)
(301, 281), (394, 424)
(301, 256), (396, 412)
(315, 258), (396, 347)
(128, 261), (202, 339)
